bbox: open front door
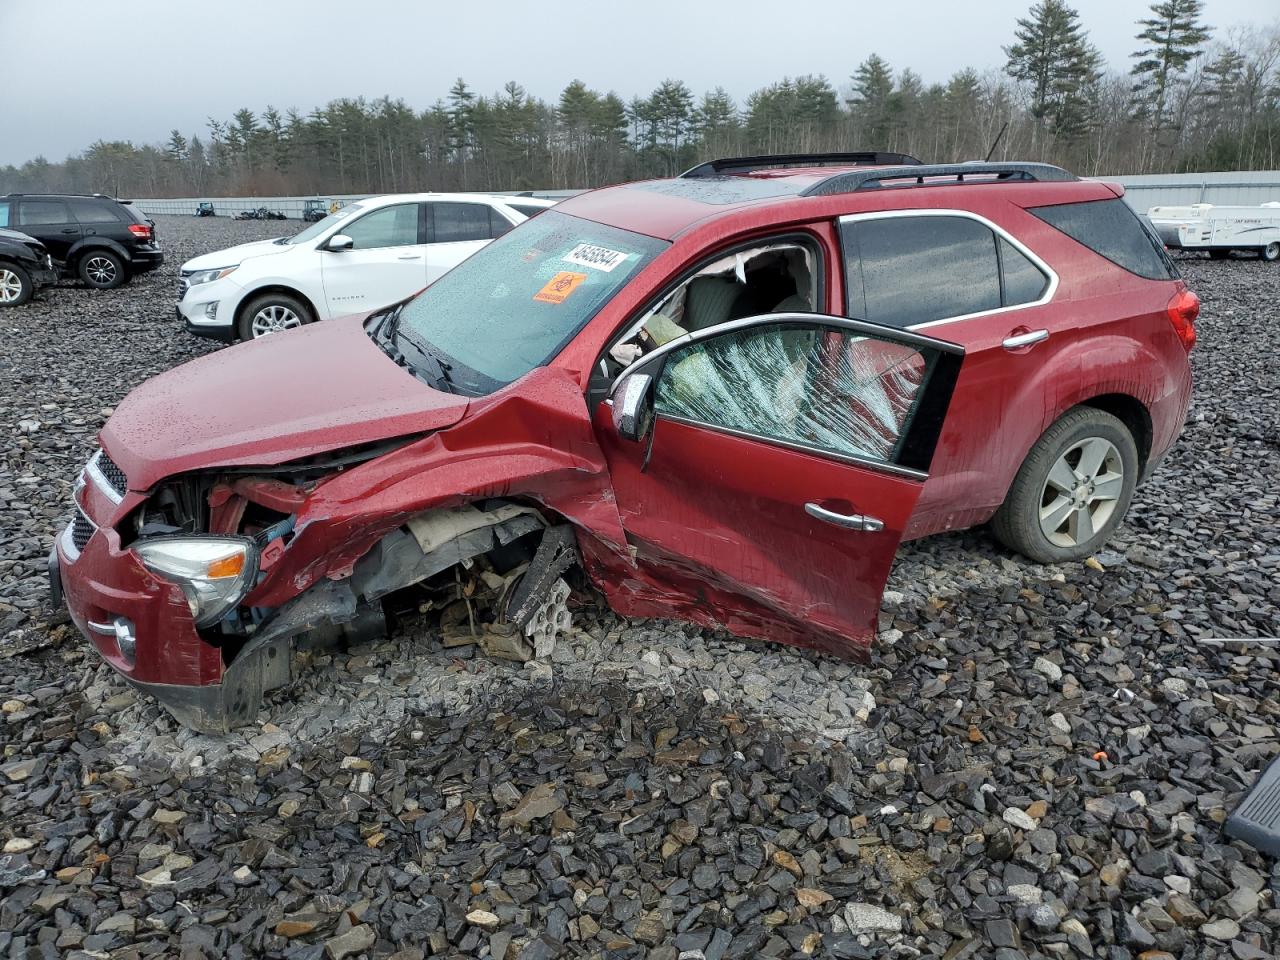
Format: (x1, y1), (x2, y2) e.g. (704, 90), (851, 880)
(592, 312), (964, 659)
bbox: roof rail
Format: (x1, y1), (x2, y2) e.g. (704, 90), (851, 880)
(801, 162), (1076, 196)
(681, 152), (923, 179)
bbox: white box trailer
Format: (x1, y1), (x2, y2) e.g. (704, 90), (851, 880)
(1147, 201), (1280, 261)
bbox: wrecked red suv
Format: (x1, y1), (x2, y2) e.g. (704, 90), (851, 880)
(52, 154), (1196, 730)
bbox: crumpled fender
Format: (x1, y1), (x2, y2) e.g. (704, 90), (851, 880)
(245, 366), (630, 608)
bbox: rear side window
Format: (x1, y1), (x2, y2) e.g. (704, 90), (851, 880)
(17, 200), (71, 225)
(69, 199), (122, 224)
(1029, 198), (1177, 280)
(430, 202), (494, 243)
(842, 216), (1001, 328)
(509, 203), (550, 219)
(488, 208), (514, 238)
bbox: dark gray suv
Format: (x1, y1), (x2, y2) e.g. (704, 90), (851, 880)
(0, 193), (163, 289)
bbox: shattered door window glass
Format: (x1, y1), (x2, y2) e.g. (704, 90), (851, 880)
(607, 243), (816, 371)
(654, 323), (927, 463)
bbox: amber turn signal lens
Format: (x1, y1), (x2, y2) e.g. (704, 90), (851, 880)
(206, 553), (246, 579)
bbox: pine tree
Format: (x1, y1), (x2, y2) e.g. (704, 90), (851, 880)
(1130, 0), (1211, 133)
(848, 54), (895, 145)
(1005, 0), (1102, 141)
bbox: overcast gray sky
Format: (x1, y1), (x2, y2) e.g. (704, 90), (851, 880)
(1, 0), (1267, 166)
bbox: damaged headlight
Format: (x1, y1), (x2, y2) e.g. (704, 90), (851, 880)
(134, 537), (258, 628)
(185, 265), (238, 286)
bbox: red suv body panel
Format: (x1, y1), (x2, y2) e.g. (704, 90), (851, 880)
(53, 163), (1194, 728)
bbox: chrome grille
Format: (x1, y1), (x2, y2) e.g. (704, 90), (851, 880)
(71, 509), (94, 552)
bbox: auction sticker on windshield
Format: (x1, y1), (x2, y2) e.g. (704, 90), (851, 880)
(534, 271), (588, 304)
(563, 243), (629, 273)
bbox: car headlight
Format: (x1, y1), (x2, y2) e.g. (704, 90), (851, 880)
(134, 537), (258, 628)
(186, 265), (238, 286)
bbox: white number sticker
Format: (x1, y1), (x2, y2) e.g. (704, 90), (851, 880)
(563, 243), (629, 273)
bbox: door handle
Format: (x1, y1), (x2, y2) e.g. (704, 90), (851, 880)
(1002, 329), (1049, 350)
(396, 254), (422, 260)
(61, 228), (79, 234)
(805, 502), (884, 532)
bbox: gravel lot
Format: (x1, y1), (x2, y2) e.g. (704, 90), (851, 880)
(0, 216), (1276, 959)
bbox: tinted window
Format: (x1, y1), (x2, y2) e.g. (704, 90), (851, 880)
(432, 202), (493, 243)
(1000, 237), (1049, 305)
(1029, 198), (1177, 281)
(18, 201), (71, 225)
(509, 203), (550, 220)
(341, 203), (419, 249)
(843, 216), (1001, 328)
(489, 208), (514, 239)
(69, 199), (122, 224)
(654, 323), (930, 464)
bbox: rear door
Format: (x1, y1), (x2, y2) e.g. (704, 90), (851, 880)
(838, 210), (1057, 535)
(423, 201), (505, 283)
(15, 199), (80, 263)
(594, 314), (963, 658)
(319, 201), (429, 316)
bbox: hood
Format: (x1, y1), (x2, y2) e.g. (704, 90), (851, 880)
(0, 228), (40, 244)
(102, 317), (469, 491)
(181, 237), (295, 271)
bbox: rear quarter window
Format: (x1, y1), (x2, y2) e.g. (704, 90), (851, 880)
(1029, 198), (1178, 281)
(69, 199), (124, 224)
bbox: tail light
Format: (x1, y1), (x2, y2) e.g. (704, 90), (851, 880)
(1166, 285), (1198, 351)
(127, 223), (152, 240)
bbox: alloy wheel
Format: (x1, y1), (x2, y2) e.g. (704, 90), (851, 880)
(1264, 241), (1279, 262)
(85, 256), (118, 285)
(250, 304), (302, 338)
(1038, 436), (1124, 548)
(0, 269), (22, 303)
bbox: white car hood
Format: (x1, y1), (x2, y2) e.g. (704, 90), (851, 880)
(181, 238), (296, 272)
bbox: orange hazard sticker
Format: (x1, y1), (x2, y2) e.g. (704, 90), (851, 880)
(534, 271), (587, 304)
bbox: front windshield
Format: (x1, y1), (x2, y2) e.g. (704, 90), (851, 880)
(396, 210), (668, 393)
(287, 203), (362, 244)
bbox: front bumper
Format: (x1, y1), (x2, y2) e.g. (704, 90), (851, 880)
(31, 265), (59, 289)
(176, 274), (239, 339)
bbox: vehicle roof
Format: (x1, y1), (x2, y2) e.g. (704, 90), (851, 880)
(554, 165), (1119, 241)
(354, 192), (556, 207)
(3, 193), (128, 201)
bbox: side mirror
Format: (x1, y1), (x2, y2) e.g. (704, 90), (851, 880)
(612, 373), (655, 443)
(326, 234), (354, 251)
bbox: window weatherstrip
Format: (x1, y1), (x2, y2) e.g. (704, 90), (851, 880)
(837, 208), (1058, 332)
(656, 413), (930, 481)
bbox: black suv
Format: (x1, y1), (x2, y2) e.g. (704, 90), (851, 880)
(0, 194), (163, 289)
(0, 228), (58, 306)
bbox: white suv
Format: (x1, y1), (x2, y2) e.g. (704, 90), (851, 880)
(177, 193), (555, 341)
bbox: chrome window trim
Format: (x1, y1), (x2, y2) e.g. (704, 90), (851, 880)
(656, 413), (929, 481)
(86, 450), (125, 504)
(836, 208), (1059, 332)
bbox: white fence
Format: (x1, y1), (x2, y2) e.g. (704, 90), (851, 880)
(1105, 171), (1280, 211)
(134, 172), (1280, 220)
(134, 190), (578, 220)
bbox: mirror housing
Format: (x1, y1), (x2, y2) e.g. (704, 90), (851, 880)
(326, 234), (354, 251)
(612, 373), (655, 443)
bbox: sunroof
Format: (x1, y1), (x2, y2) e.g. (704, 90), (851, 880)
(629, 176), (805, 205)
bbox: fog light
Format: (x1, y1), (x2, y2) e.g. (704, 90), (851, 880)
(88, 616), (137, 666)
(204, 301), (219, 320)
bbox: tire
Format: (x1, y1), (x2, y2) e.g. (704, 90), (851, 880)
(1262, 242), (1279, 262)
(78, 250), (126, 289)
(236, 292), (313, 341)
(0, 262), (34, 306)
(990, 407), (1139, 564)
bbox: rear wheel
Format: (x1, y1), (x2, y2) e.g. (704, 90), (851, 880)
(1262, 242), (1279, 262)
(991, 407), (1138, 564)
(79, 250), (126, 289)
(237, 292), (312, 340)
(0, 263), (33, 306)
